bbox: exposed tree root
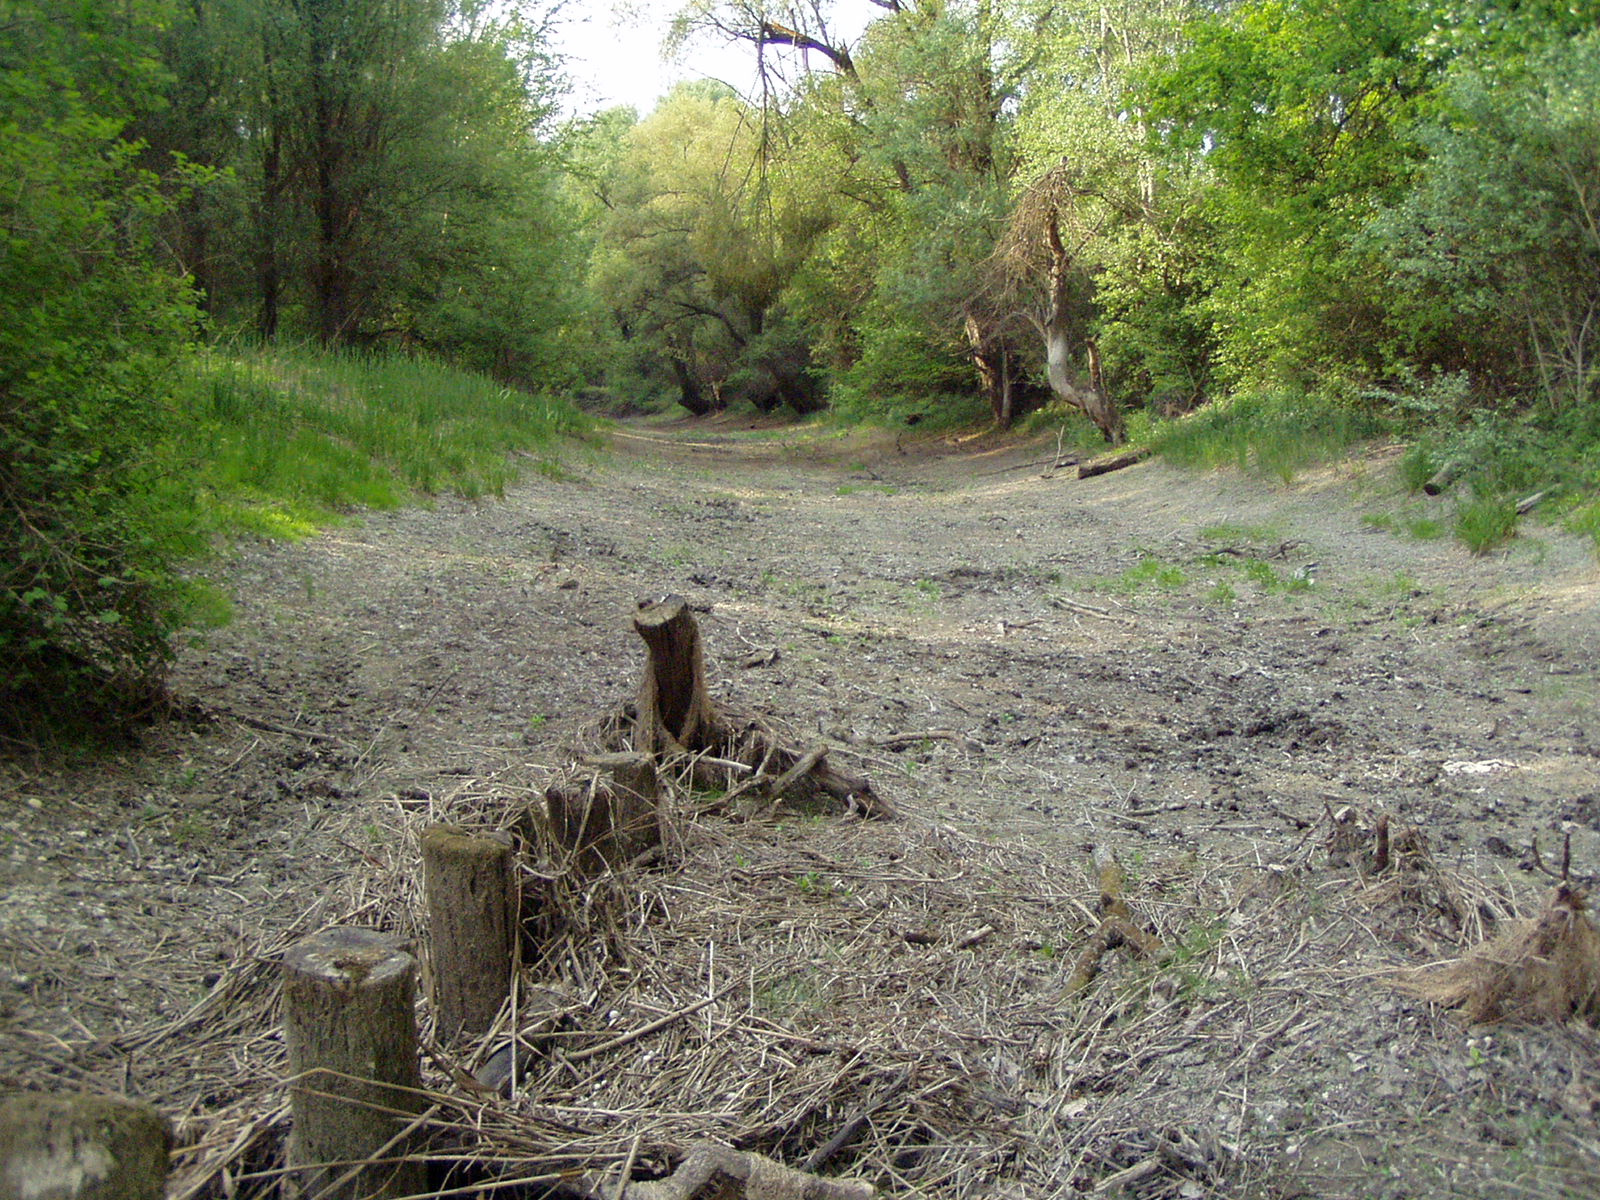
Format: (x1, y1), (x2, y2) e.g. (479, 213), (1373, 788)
(1393, 884), (1600, 1024)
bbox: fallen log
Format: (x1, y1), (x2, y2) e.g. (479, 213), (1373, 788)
(1422, 460), (1464, 496)
(618, 1141), (876, 1200)
(1077, 447), (1151, 480)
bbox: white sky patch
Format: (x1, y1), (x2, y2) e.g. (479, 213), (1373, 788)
(549, 1), (874, 116)
(552, 3), (754, 115)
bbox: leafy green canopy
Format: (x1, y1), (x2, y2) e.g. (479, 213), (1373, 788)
(1375, 27), (1600, 410)
(1141, 0), (1446, 394)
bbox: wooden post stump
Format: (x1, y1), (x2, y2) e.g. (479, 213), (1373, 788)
(633, 596), (721, 753)
(545, 752), (661, 873)
(0, 1094), (170, 1200)
(422, 824), (516, 1042)
(281, 927), (426, 1199)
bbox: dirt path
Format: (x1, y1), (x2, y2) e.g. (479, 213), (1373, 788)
(4, 423), (1599, 1197)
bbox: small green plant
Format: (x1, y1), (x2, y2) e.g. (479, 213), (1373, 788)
(1455, 495), (1518, 555)
(1566, 499), (1600, 554)
(527, 713), (548, 729)
(755, 973), (828, 1015)
(171, 813), (211, 847)
(1100, 555), (1187, 593)
(1206, 581), (1238, 604)
(913, 578), (942, 600)
(795, 870), (832, 896)
(1241, 558), (1311, 594)
(1170, 916), (1226, 965)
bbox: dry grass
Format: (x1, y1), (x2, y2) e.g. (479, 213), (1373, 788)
(1394, 884), (1600, 1025)
(12, 758), (1599, 1200)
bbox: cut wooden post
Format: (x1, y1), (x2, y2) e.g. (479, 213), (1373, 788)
(632, 596), (721, 753)
(0, 1094), (170, 1200)
(585, 752), (663, 860)
(421, 824), (515, 1042)
(545, 753), (661, 873)
(282, 927), (426, 1199)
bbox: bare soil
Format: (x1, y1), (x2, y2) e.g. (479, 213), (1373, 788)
(3, 421), (1599, 1198)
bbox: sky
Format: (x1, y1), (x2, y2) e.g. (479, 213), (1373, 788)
(551, 3), (758, 114)
(549, 2), (875, 116)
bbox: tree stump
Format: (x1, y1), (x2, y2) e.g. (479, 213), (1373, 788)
(0, 1094), (170, 1200)
(632, 596), (721, 753)
(421, 824), (515, 1042)
(281, 927), (426, 1199)
(545, 752), (662, 873)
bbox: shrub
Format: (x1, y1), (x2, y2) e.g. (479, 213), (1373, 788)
(1, 24), (204, 733)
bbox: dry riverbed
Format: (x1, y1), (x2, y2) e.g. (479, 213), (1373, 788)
(3, 422), (1599, 1198)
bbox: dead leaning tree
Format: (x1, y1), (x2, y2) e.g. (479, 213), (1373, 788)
(545, 597), (890, 869)
(983, 161), (1147, 445)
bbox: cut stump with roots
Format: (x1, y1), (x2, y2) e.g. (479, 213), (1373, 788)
(1394, 884), (1600, 1024)
(581, 596), (890, 823)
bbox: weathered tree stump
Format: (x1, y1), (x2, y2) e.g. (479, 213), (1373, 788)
(632, 596), (722, 753)
(0, 1094), (170, 1200)
(281, 927), (426, 1199)
(545, 752), (662, 873)
(421, 824), (516, 1041)
(595, 598), (888, 820)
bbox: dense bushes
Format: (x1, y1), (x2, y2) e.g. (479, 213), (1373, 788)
(1, 4), (204, 730)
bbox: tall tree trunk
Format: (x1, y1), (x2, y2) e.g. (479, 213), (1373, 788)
(1044, 208), (1123, 443)
(304, 0), (357, 344)
(255, 121), (283, 339)
(965, 310), (1014, 427)
(670, 356), (715, 416)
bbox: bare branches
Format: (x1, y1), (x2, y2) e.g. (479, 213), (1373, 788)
(673, 1), (862, 92)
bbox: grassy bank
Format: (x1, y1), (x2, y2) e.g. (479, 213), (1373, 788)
(1112, 387), (1599, 558)
(187, 346), (592, 539)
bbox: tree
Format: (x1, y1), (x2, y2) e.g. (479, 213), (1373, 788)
(588, 83), (831, 414)
(1374, 26), (1600, 409)
(1142, 0), (1445, 394)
